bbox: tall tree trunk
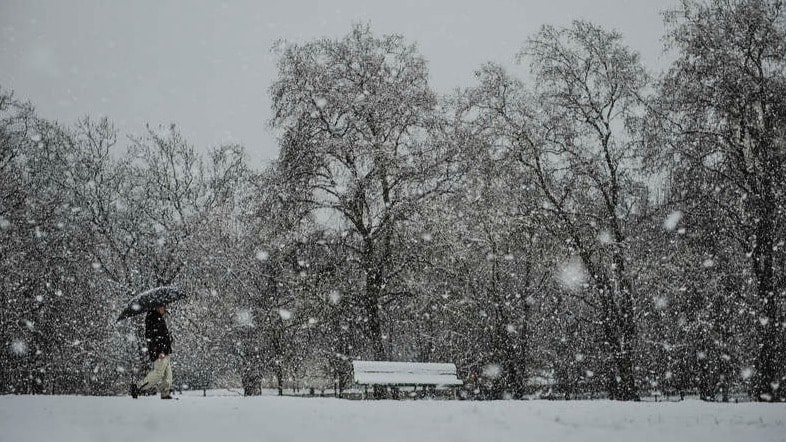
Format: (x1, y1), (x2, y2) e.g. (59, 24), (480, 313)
(752, 183), (781, 401)
(363, 274), (386, 361)
(362, 235), (388, 362)
(591, 253), (639, 401)
(613, 252), (639, 401)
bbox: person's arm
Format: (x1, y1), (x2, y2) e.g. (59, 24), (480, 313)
(154, 320), (169, 357)
(146, 315), (165, 357)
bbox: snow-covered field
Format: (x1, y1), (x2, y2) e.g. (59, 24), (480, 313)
(1, 392), (783, 442)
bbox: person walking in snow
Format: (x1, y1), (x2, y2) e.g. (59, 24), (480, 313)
(131, 305), (174, 399)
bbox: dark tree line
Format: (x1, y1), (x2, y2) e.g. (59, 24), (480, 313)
(1, 0), (784, 401)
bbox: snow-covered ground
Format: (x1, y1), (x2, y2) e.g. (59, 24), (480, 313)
(1, 392), (783, 442)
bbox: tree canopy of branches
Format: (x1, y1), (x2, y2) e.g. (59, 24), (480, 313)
(270, 24), (457, 360)
(651, 0), (786, 401)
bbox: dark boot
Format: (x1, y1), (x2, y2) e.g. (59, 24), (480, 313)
(130, 383), (139, 399)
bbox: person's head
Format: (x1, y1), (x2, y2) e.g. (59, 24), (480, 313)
(157, 305), (166, 315)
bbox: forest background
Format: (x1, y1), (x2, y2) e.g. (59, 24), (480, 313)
(1, 0), (785, 402)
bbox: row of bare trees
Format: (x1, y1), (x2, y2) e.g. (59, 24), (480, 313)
(265, 0), (785, 401)
(1, 0), (783, 401)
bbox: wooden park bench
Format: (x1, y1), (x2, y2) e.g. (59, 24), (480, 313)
(352, 360), (463, 399)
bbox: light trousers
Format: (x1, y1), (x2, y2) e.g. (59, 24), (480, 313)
(138, 355), (172, 397)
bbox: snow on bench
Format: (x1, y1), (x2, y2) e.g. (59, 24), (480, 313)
(352, 361), (463, 398)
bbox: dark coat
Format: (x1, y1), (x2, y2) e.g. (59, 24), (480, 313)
(144, 310), (172, 362)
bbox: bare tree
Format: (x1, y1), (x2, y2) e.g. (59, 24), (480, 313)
(270, 24), (457, 361)
(652, 0), (786, 401)
(466, 21), (651, 400)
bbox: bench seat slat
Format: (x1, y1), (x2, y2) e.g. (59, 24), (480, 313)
(354, 373), (463, 386)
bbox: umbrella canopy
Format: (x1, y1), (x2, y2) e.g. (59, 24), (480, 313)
(117, 286), (186, 321)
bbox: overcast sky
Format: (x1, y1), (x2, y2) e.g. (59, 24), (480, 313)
(0, 0), (679, 168)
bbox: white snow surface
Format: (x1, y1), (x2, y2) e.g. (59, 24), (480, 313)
(1, 393), (783, 442)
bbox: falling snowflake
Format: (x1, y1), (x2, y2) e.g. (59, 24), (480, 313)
(315, 97), (328, 109)
(234, 309), (254, 327)
(653, 296), (668, 310)
(482, 364), (501, 379)
(421, 232), (433, 242)
(741, 367), (754, 380)
(255, 250), (270, 262)
(557, 257), (587, 291)
(0, 216), (10, 230)
(702, 258), (715, 268)
(328, 290), (342, 305)
(663, 211), (683, 231)
(114, 199), (127, 211)
(10, 339), (28, 356)
(598, 230), (614, 244)
(278, 309), (293, 320)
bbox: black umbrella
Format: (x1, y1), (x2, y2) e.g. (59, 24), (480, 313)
(117, 286), (186, 321)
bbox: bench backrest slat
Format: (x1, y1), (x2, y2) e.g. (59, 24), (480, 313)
(352, 361), (463, 386)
